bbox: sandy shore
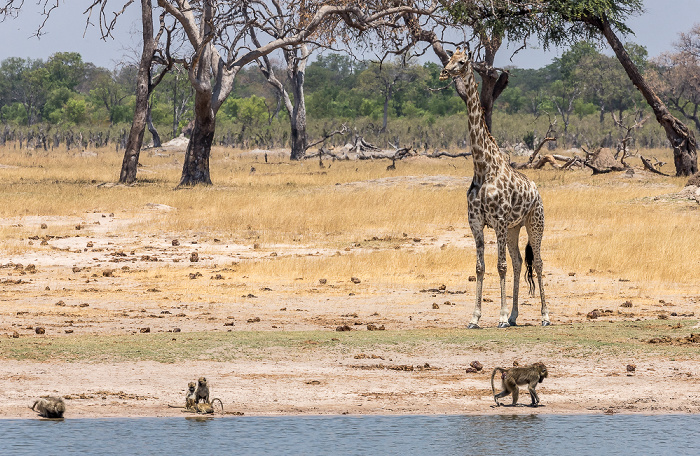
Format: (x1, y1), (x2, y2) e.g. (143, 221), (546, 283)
(2, 208), (700, 419)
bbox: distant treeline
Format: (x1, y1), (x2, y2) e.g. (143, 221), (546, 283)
(0, 42), (677, 152)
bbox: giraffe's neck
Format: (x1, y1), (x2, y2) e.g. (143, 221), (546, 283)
(463, 68), (504, 179)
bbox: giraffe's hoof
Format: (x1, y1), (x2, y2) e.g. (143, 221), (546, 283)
(467, 323), (481, 330)
(508, 319), (518, 327)
(541, 320), (551, 327)
(497, 322), (511, 329)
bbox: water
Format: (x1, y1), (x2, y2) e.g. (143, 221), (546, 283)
(1, 414), (694, 455)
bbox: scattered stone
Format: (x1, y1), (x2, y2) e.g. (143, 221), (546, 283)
(468, 276), (476, 282)
(35, 327), (45, 335)
(212, 274), (224, 280)
(247, 317), (261, 323)
(366, 324), (385, 331)
(621, 301), (633, 308)
(55, 301), (65, 306)
(470, 361), (483, 372)
(305, 380), (321, 385)
(432, 303), (440, 309)
(189, 272), (203, 279)
(224, 322), (234, 326)
(568, 272), (576, 277)
(173, 328), (181, 333)
(12, 331), (19, 338)
(65, 329), (73, 334)
(171, 239), (180, 246)
(190, 252), (199, 262)
(604, 408), (615, 415)
(75, 224), (82, 230)
(86, 241), (94, 248)
(319, 278), (327, 285)
(351, 277), (361, 284)
(102, 269), (114, 277)
(336, 325), (352, 331)
(626, 364), (636, 373)
(465, 367), (478, 373)
(140, 327), (150, 333)
(648, 334), (700, 345)
(40, 223), (47, 229)
(79, 303), (89, 308)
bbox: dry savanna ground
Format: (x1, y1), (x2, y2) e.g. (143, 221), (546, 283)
(0, 143), (699, 419)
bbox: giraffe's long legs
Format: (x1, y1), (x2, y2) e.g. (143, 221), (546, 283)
(507, 226), (522, 326)
(495, 222), (510, 328)
(469, 225), (485, 329)
(526, 202), (550, 326)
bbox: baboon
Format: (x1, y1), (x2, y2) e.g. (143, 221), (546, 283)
(186, 381), (197, 409)
(490, 362), (548, 407)
(193, 398), (223, 414)
(31, 396), (66, 418)
(195, 377), (209, 404)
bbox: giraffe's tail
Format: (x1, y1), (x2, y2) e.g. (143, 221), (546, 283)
(525, 243), (535, 297)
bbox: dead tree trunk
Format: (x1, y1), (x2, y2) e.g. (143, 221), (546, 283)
(119, 0), (154, 184)
(473, 34), (508, 133)
(146, 103), (162, 148)
(584, 14), (698, 176)
(288, 49), (309, 161)
(179, 90), (215, 186)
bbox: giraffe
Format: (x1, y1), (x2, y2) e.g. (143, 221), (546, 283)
(439, 48), (550, 328)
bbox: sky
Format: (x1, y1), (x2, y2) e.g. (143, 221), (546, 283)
(0, 0), (698, 69)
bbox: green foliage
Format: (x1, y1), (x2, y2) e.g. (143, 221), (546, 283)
(222, 95), (269, 126)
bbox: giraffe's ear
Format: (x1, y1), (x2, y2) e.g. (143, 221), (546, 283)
(447, 49), (454, 58)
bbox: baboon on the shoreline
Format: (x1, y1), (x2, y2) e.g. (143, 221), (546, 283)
(31, 396), (66, 418)
(186, 382), (197, 409)
(192, 398), (223, 414)
(195, 377), (209, 404)
(490, 362), (548, 406)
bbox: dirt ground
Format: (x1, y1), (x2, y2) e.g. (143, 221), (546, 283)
(2, 199), (700, 419)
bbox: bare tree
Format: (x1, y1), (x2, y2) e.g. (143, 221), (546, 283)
(249, 2), (313, 161)
(579, 13), (697, 177)
(158, 0), (437, 186)
(117, 0), (174, 184)
(650, 25), (700, 134)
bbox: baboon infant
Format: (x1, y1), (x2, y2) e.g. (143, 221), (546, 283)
(490, 362), (548, 407)
(195, 377), (209, 404)
(31, 396), (66, 418)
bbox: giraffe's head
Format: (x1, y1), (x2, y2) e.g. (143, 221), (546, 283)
(439, 48), (471, 81)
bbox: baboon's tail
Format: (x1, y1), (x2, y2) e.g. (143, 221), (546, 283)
(211, 397), (224, 414)
(490, 367), (506, 405)
(525, 242), (535, 297)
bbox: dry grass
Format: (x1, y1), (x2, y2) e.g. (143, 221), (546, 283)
(0, 144), (697, 287)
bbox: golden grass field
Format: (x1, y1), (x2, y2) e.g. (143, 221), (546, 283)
(1, 143), (697, 284)
(1, 142), (699, 418)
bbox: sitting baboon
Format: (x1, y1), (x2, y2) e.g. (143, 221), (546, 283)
(195, 377), (209, 404)
(186, 382), (197, 410)
(490, 362), (548, 406)
(31, 396), (66, 418)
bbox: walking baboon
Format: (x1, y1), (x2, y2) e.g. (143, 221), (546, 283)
(186, 381), (197, 409)
(195, 377), (209, 404)
(31, 396), (66, 418)
(490, 362), (548, 406)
